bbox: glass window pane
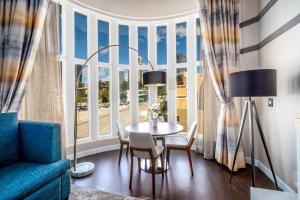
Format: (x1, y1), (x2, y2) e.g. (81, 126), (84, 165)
(196, 66), (204, 136)
(196, 19), (201, 61)
(138, 27), (148, 65)
(157, 69), (167, 121)
(98, 67), (110, 135)
(75, 64), (89, 138)
(176, 68), (188, 131)
(119, 25), (129, 65)
(98, 20), (109, 63)
(156, 26), (167, 65)
(74, 12), (87, 59)
(59, 5), (62, 54)
(176, 22), (187, 64)
(138, 70), (148, 122)
(119, 69), (130, 125)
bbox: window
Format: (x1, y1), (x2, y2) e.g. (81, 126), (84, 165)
(176, 68), (188, 131)
(74, 12), (87, 59)
(157, 69), (167, 121)
(196, 66), (204, 136)
(196, 19), (201, 61)
(176, 22), (187, 63)
(119, 69), (130, 125)
(138, 27), (148, 65)
(98, 20), (109, 63)
(59, 5), (62, 54)
(98, 67), (110, 135)
(138, 70), (148, 122)
(119, 25), (129, 65)
(156, 26), (167, 65)
(75, 64), (89, 138)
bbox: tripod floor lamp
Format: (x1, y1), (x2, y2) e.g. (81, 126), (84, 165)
(229, 69), (279, 190)
(71, 45), (166, 178)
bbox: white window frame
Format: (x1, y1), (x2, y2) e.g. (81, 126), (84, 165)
(60, 1), (200, 146)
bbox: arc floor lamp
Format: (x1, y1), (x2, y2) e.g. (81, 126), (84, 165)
(71, 44), (166, 177)
(229, 69), (279, 190)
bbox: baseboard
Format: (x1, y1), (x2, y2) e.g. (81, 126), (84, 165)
(245, 157), (296, 193)
(67, 144), (120, 160)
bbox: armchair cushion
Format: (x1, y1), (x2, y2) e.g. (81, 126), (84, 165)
(0, 112), (20, 167)
(19, 121), (61, 164)
(0, 160), (70, 200)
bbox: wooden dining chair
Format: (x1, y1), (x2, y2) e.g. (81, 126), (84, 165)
(116, 120), (129, 165)
(129, 132), (164, 196)
(166, 122), (197, 176)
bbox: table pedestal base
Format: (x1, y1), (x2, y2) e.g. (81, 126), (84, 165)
(141, 158), (169, 174)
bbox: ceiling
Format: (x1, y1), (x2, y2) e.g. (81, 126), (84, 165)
(75, 0), (198, 20)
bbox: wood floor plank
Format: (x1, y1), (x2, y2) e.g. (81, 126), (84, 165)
(72, 150), (276, 200)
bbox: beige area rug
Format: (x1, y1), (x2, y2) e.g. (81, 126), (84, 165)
(70, 185), (147, 200)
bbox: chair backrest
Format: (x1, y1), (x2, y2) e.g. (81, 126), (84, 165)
(116, 120), (128, 141)
(129, 132), (158, 159)
(186, 122), (197, 147)
(0, 112), (20, 167)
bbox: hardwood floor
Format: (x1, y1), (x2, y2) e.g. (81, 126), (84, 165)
(72, 150), (276, 200)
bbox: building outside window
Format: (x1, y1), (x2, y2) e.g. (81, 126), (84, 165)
(119, 69), (130, 125)
(98, 67), (110, 135)
(75, 64), (89, 138)
(176, 68), (188, 131)
(138, 70), (148, 122)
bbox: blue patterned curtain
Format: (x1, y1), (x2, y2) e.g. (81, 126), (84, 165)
(199, 0), (246, 171)
(0, 0), (49, 112)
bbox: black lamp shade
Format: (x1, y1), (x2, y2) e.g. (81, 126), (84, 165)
(228, 69), (277, 97)
(143, 71), (166, 86)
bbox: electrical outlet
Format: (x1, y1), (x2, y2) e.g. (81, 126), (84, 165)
(268, 98), (273, 107)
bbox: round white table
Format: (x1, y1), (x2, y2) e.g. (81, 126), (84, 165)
(126, 122), (183, 173)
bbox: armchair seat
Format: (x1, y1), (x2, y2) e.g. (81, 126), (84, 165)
(0, 160), (70, 200)
(166, 136), (188, 148)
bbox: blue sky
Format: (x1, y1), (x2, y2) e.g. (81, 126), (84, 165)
(74, 12), (87, 59)
(119, 25), (129, 64)
(138, 27), (148, 65)
(72, 12), (200, 67)
(98, 20), (109, 62)
(98, 67), (110, 82)
(196, 19), (201, 61)
(176, 22), (187, 58)
(157, 26), (167, 65)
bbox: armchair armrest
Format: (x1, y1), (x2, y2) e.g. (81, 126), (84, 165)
(19, 121), (62, 164)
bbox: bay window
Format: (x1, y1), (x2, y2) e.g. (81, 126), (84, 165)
(60, 2), (201, 145)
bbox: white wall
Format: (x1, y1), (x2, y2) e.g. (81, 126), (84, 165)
(240, 0), (300, 192)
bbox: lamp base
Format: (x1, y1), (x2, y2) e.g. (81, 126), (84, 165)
(71, 162), (95, 178)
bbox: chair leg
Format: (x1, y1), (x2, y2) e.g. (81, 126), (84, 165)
(160, 154), (164, 178)
(166, 148), (170, 167)
(138, 158), (141, 172)
(126, 144), (129, 158)
(187, 150), (194, 176)
(151, 159), (156, 196)
(129, 151), (133, 190)
(118, 144), (123, 166)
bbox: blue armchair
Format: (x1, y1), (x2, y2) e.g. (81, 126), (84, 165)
(0, 113), (71, 200)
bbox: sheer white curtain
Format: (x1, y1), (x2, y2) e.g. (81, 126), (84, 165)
(19, 3), (65, 157)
